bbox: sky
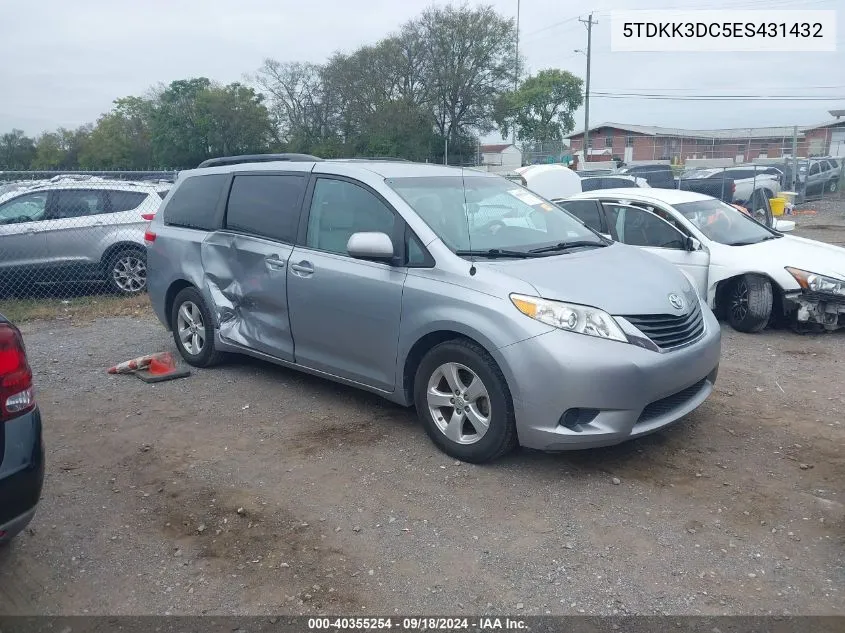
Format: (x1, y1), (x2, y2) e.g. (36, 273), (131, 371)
(1, 0), (843, 139)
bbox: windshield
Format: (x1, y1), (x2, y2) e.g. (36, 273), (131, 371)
(674, 198), (776, 245)
(386, 175), (603, 254)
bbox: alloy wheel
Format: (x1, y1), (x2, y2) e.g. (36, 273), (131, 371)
(730, 279), (749, 323)
(426, 362), (491, 445)
(112, 255), (146, 293)
(177, 301), (205, 355)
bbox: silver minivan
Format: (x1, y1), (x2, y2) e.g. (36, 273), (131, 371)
(147, 156), (721, 462)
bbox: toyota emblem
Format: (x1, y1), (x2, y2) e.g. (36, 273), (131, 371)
(668, 293), (685, 310)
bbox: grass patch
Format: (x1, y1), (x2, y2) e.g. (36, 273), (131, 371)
(0, 293), (152, 324)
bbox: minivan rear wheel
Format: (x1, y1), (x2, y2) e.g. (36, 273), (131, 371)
(414, 339), (517, 463)
(170, 287), (224, 367)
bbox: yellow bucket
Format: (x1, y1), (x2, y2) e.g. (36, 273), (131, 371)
(769, 197), (786, 216)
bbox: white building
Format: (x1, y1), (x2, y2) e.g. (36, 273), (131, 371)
(480, 144), (522, 171)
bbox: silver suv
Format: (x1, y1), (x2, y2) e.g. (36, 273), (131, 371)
(0, 178), (169, 295)
(147, 155), (721, 462)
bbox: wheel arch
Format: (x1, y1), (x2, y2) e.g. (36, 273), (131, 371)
(100, 241), (146, 270)
(714, 272), (785, 323)
(401, 330), (503, 407)
(164, 279), (196, 330)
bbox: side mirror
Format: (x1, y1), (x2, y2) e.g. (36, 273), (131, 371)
(774, 219), (795, 232)
(685, 236), (702, 251)
(347, 231), (395, 261)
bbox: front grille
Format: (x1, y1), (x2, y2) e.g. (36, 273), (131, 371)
(637, 379), (707, 425)
(623, 303), (704, 350)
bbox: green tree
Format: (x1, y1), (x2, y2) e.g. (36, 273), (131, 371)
(415, 4), (516, 146)
(494, 69), (583, 144)
(149, 78), (273, 168)
(79, 97), (154, 170)
(0, 129), (37, 169)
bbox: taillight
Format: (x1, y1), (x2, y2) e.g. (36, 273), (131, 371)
(141, 213), (156, 221)
(0, 323), (35, 422)
(144, 230), (157, 244)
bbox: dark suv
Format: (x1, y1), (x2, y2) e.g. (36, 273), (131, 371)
(0, 314), (44, 545)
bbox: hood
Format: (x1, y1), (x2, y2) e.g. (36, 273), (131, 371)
(734, 235), (845, 281)
(477, 242), (697, 316)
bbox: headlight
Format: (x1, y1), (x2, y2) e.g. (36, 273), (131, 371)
(786, 267), (845, 297)
(510, 294), (627, 342)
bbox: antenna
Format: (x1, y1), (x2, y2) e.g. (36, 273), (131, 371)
(460, 168), (476, 276)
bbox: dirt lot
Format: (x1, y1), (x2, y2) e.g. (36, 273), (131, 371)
(0, 200), (843, 616)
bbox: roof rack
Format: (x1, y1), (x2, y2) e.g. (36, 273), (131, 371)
(330, 157), (411, 163)
(197, 153), (323, 169)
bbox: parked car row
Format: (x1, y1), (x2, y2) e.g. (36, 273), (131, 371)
(0, 178), (170, 296)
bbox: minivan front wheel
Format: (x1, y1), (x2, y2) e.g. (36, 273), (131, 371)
(414, 340), (517, 463)
(170, 287), (223, 367)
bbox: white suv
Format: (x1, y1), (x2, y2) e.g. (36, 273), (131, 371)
(0, 178), (170, 295)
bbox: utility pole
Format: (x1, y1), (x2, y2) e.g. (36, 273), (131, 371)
(791, 125), (799, 191)
(513, 0), (520, 146)
(579, 13), (596, 165)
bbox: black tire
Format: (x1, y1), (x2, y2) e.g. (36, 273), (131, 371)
(413, 339), (517, 463)
(726, 274), (773, 333)
(829, 179), (839, 193)
(105, 247), (147, 295)
(170, 287), (224, 367)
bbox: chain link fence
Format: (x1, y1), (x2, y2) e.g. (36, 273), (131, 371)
(0, 171), (176, 301)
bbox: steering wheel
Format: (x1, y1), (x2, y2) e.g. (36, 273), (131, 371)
(479, 219), (507, 235)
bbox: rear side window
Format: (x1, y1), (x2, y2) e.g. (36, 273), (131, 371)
(225, 174), (306, 242)
(603, 177), (636, 189)
(108, 190), (148, 212)
(557, 200), (603, 232)
(163, 174), (227, 230)
(157, 191), (169, 200)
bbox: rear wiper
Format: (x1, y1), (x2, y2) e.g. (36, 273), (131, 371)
(528, 240), (606, 254)
(455, 248), (542, 259)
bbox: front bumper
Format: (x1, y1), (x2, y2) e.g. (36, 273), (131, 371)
(499, 307), (721, 451)
(0, 408), (45, 543)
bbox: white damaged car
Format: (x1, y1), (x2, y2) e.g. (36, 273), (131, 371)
(556, 188), (845, 333)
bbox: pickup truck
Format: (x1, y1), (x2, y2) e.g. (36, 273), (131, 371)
(617, 164), (737, 203)
(683, 166), (781, 208)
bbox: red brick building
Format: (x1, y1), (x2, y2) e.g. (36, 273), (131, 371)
(566, 121), (845, 163)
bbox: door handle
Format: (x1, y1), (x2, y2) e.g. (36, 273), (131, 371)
(290, 261), (314, 275)
(264, 255), (286, 270)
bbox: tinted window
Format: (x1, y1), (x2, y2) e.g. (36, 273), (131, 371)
(225, 174), (305, 242)
(163, 174), (227, 230)
(0, 191), (49, 224)
(819, 161), (830, 172)
(54, 189), (106, 218)
(580, 178), (601, 192)
(602, 177), (637, 189)
(157, 191), (168, 200)
(108, 190), (148, 212)
(557, 200), (603, 232)
(604, 205), (685, 249)
(809, 163), (820, 176)
(307, 178), (396, 255)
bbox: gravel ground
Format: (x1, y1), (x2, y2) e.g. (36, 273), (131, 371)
(0, 200), (843, 616)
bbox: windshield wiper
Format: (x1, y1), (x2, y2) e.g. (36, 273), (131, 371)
(527, 240), (606, 254)
(454, 248), (542, 259)
(729, 235), (781, 246)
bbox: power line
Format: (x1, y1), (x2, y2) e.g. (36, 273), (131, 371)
(521, 15), (580, 39)
(589, 92), (845, 101)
